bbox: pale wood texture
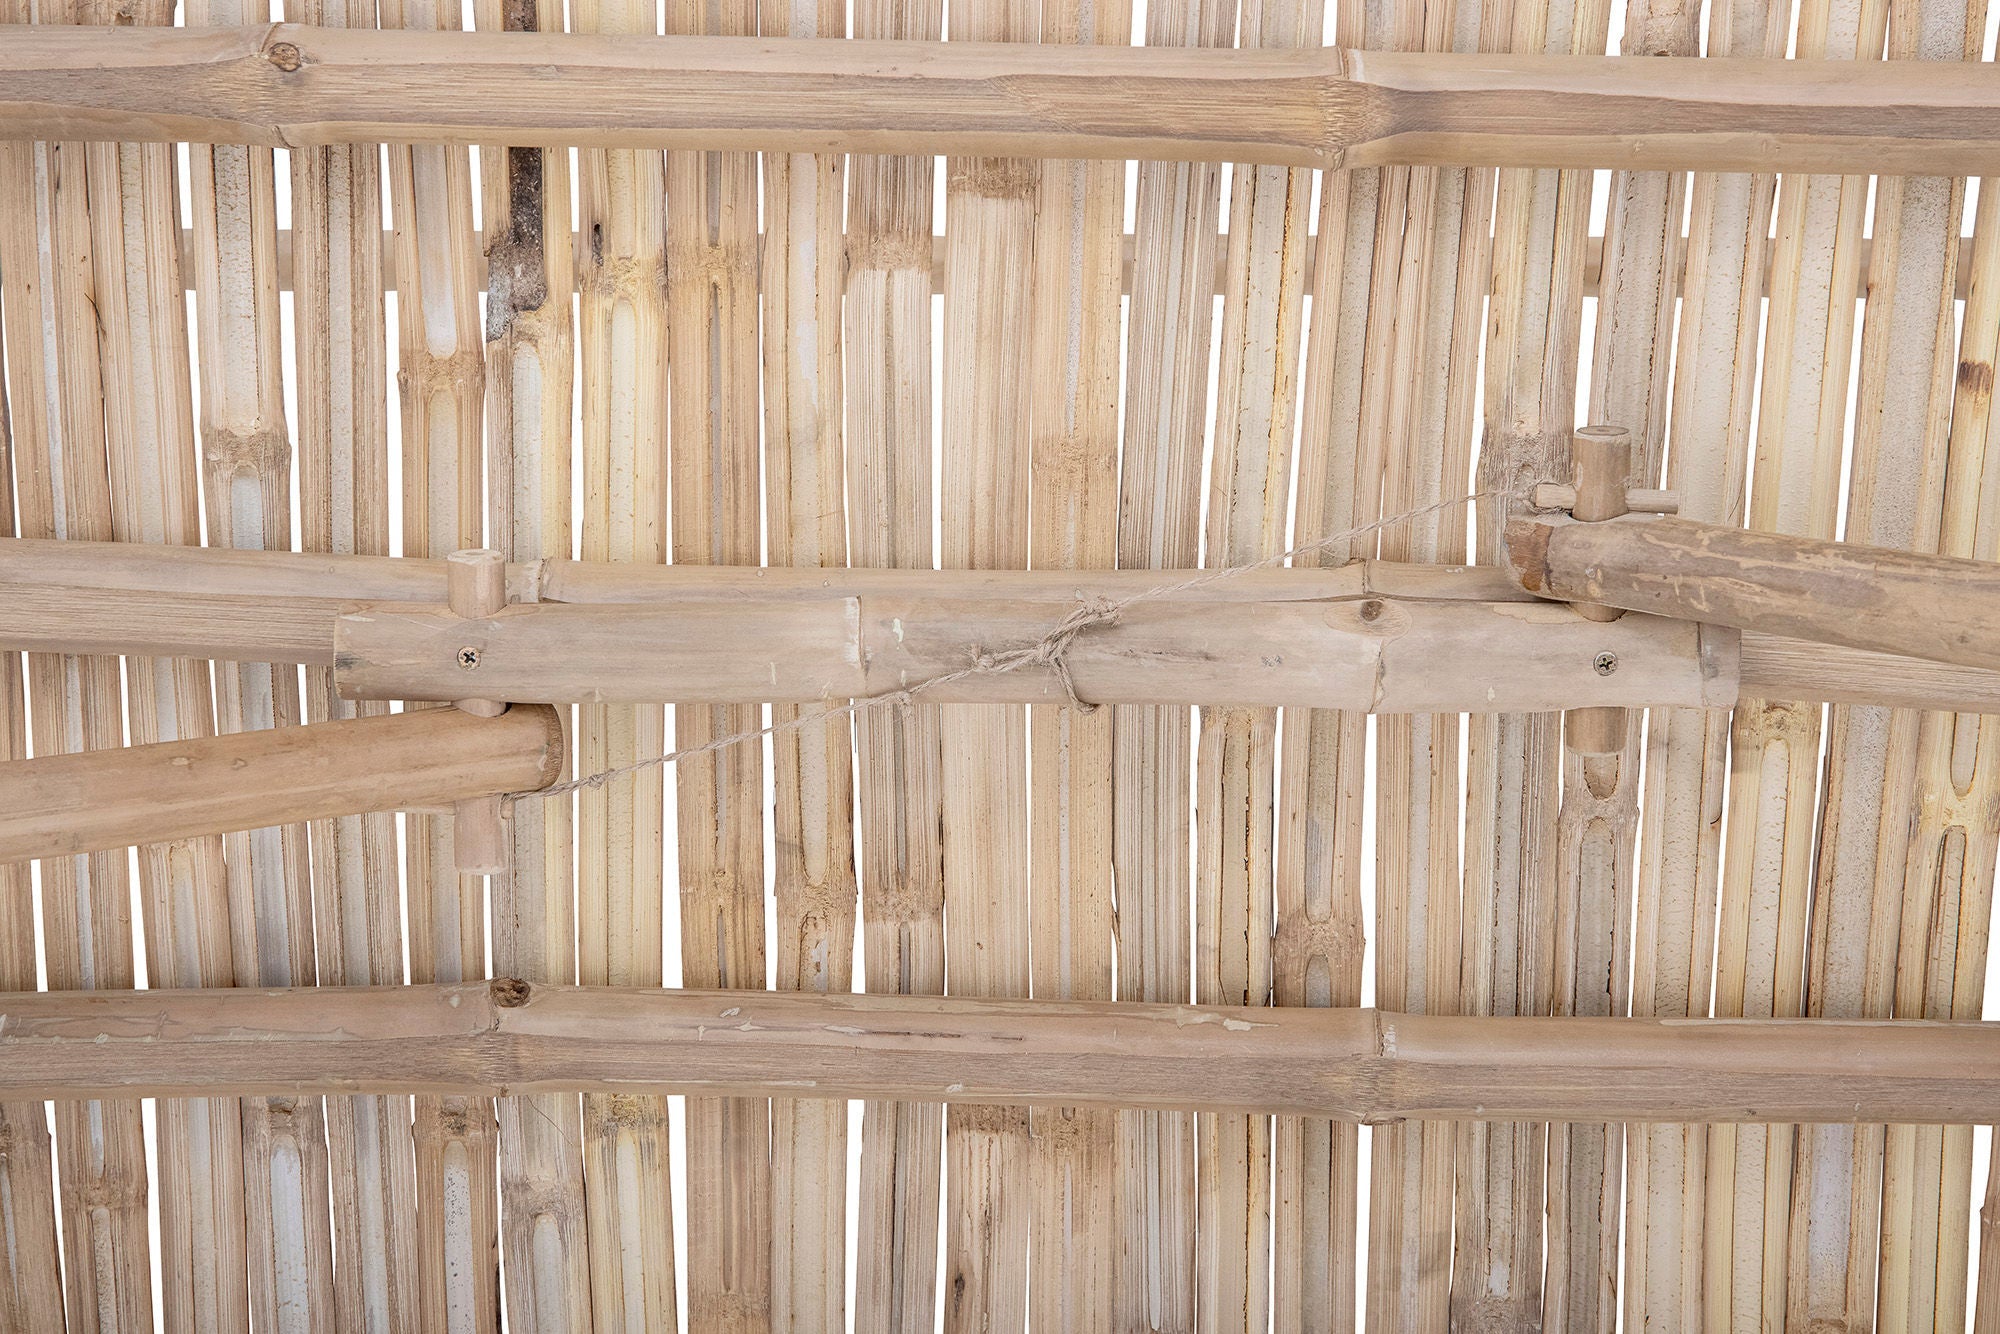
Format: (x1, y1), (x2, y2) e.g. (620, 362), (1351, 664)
(12, 27), (2000, 173)
(7, 983), (2000, 1124)
(0, 704), (566, 862)
(843, 0), (946, 1320)
(0, 0), (157, 1320)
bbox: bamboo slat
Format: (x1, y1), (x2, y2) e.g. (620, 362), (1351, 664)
(1107, 0), (1229, 1322)
(81, 0), (255, 1319)
(569, 0), (679, 1323)
(0, 272), (65, 1334)
(938, 0), (1039, 1322)
(843, 0), (946, 1319)
(663, 0), (772, 1321)
(0, 2), (158, 1320)
(287, 0), (421, 1322)
(376, 0), (497, 1319)
(760, 0), (857, 1316)
(475, 0), (591, 1324)
(1024, 0), (1125, 1316)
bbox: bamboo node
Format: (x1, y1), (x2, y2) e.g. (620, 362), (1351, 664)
(267, 40), (302, 71)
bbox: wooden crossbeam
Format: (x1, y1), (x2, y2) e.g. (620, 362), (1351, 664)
(1508, 513), (2000, 674)
(2, 26), (1999, 173)
(0, 981), (1993, 1123)
(0, 704), (565, 864)
(10, 537), (2000, 713)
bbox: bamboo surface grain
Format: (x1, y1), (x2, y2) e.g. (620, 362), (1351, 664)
(5, 0), (2000, 1321)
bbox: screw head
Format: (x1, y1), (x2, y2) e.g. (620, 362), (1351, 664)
(1593, 651), (1618, 676)
(457, 646), (482, 671)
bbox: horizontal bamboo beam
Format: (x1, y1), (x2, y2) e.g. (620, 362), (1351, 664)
(1508, 514), (2000, 674)
(333, 592), (1730, 713)
(14, 537), (2000, 712)
(0, 704), (565, 864)
(1, 981), (1994, 1123)
(2, 25), (1998, 173)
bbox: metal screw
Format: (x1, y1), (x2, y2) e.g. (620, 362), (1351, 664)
(1593, 651), (1618, 676)
(457, 646), (482, 671)
(1358, 599), (1385, 623)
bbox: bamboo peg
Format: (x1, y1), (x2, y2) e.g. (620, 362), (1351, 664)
(448, 549), (510, 874)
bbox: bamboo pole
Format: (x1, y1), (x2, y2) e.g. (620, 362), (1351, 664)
(12, 27), (2000, 173)
(476, 0), (590, 1322)
(663, 0), (772, 1320)
(1106, 0), (1229, 1320)
(761, 0), (856, 1315)
(567, 0), (679, 1322)
(0, 705), (565, 863)
(0, 2), (157, 1319)
(4, 983), (2000, 1123)
(843, 0), (946, 1320)
(1024, 0), (1125, 1316)
(82, 0), (257, 1318)
(0, 278), (65, 1334)
(937, 0), (1039, 1322)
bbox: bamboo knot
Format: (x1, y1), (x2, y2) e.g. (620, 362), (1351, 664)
(201, 425), (291, 480)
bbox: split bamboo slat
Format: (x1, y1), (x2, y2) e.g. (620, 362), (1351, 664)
(663, 0), (773, 1318)
(0, 0), (158, 1325)
(843, 0), (948, 1317)
(376, 0), (498, 1319)
(1110, 0), (1230, 1319)
(288, 0), (423, 1323)
(760, 0), (856, 1314)
(937, 0), (1038, 1318)
(0, 276), (65, 1332)
(11, 0), (2000, 1323)
(83, 0), (254, 1321)
(570, 0), (679, 1322)
(1023, 0), (1124, 1317)
(476, 0), (591, 1322)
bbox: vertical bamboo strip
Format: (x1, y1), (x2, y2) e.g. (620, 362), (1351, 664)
(843, 0), (946, 1325)
(1199, 0), (1316, 1323)
(761, 0), (857, 1318)
(1280, 0), (1382, 1320)
(0, 297), (66, 1334)
(0, 10), (156, 1320)
(478, 0), (590, 1323)
(1883, 139), (2000, 1334)
(1109, 0), (1233, 1321)
(938, 0), (1038, 1316)
(1787, 0), (1946, 1322)
(1817, 1), (1985, 1325)
(83, 0), (252, 1319)
(377, 0), (498, 1320)
(569, 0), (678, 1325)
(287, 0), (422, 1329)
(1980, 1144), (2000, 1331)
(1459, 0), (1607, 1321)
(1024, 0), (1126, 1318)
(1686, 0), (1791, 1328)
(664, 0), (772, 1318)
(1587, 3), (1699, 1326)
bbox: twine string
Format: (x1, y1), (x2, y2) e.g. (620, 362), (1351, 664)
(517, 489), (1498, 802)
